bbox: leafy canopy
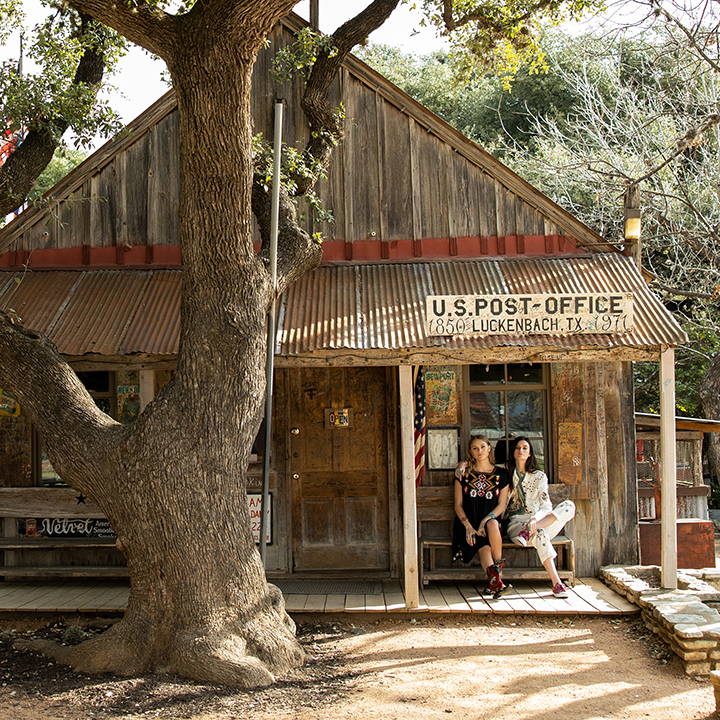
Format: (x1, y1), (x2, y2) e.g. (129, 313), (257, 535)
(0, 1), (125, 147)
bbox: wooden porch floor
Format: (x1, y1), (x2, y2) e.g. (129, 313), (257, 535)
(0, 577), (637, 615)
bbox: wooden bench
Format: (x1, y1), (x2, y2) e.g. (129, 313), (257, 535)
(417, 485), (576, 587)
(0, 487), (125, 579)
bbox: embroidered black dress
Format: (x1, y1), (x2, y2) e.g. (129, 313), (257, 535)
(451, 465), (510, 563)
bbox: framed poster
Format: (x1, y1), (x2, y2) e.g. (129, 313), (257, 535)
(425, 367), (460, 426)
(427, 427), (459, 470)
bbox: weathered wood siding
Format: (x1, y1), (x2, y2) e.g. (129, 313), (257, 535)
(5, 25), (568, 255)
(551, 361), (639, 575)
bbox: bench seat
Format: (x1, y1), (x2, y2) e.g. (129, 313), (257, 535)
(419, 536), (575, 586)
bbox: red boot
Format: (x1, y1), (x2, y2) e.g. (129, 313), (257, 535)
(483, 561), (506, 599)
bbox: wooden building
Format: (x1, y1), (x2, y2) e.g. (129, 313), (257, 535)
(0, 15), (686, 595)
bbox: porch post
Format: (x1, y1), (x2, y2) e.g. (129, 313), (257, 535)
(660, 347), (677, 589)
(398, 365), (420, 608)
(138, 370), (154, 411)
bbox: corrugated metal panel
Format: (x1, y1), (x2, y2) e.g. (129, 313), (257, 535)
(278, 255), (686, 355)
(0, 271), (19, 304)
(1, 272), (83, 335)
(281, 266), (360, 354)
(49, 270), (152, 355)
(120, 270), (181, 355)
(0, 256), (687, 358)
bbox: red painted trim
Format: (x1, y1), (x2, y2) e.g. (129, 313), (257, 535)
(0, 235), (584, 271)
(0, 244), (183, 269)
(149, 245), (182, 265)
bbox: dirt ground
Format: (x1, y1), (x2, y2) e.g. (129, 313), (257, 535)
(0, 614), (715, 720)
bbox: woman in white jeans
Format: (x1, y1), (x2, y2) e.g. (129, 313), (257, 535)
(505, 436), (576, 598)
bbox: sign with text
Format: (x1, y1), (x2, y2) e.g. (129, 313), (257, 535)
(19, 517), (115, 538)
(425, 293), (634, 337)
(247, 493), (272, 545)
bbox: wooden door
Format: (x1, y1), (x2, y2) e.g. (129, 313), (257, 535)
(289, 367), (389, 571)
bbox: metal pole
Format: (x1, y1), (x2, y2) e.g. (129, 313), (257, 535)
(310, 0), (320, 30)
(260, 99), (284, 566)
(660, 347), (677, 589)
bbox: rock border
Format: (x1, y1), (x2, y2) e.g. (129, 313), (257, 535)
(601, 565), (720, 676)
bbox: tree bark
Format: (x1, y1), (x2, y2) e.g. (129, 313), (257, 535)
(700, 353), (720, 483)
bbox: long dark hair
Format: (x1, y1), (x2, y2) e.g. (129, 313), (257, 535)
(506, 436), (538, 474)
(506, 436), (538, 512)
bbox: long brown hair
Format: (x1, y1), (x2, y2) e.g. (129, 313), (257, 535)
(466, 435), (495, 467)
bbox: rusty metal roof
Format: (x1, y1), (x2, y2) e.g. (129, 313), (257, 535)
(0, 255), (686, 359)
(0, 269), (180, 356)
(279, 255), (687, 356)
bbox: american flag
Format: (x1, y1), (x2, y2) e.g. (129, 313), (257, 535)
(413, 365), (426, 486)
(0, 125), (22, 167)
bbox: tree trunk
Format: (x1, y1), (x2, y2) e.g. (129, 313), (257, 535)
(24, 36), (303, 687)
(4, 0), (401, 688)
(700, 352), (720, 483)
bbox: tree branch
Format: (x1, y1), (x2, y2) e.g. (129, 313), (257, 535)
(0, 14), (108, 217)
(650, 0), (720, 75)
(296, 0), (401, 195)
(0, 310), (124, 496)
(252, 1), (401, 287)
(649, 281), (715, 300)
(67, 0), (178, 60)
(441, 0), (555, 33)
(630, 113), (720, 186)
(252, 177), (322, 292)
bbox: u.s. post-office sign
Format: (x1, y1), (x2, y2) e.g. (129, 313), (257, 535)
(425, 293), (634, 337)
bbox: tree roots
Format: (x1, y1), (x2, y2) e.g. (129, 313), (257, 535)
(14, 586), (304, 687)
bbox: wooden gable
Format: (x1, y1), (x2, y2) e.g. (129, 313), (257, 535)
(0, 15), (607, 264)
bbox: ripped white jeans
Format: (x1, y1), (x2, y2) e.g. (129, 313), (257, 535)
(506, 500), (576, 564)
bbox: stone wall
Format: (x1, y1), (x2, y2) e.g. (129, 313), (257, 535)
(602, 565), (720, 676)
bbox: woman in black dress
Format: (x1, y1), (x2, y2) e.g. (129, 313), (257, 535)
(452, 435), (510, 597)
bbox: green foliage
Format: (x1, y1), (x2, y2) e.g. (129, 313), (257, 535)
(0, 3), (125, 146)
(273, 27), (338, 82)
(253, 121), (344, 230)
(359, 32), (590, 153)
(0, 0), (22, 44)
(28, 147), (87, 201)
(416, 0), (606, 86)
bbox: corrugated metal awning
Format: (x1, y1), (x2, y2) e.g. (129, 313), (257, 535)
(278, 255), (686, 360)
(0, 255), (686, 361)
(0, 269), (181, 356)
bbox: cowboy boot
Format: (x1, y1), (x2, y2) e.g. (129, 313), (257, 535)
(483, 562), (506, 599)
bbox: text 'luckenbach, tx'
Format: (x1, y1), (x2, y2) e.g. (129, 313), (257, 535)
(425, 293), (634, 337)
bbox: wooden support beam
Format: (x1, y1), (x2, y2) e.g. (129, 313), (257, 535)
(139, 370), (155, 411)
(398, 365), (419, 609)
(660, 348), (677, 589)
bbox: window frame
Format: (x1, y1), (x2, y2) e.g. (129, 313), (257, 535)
(462, 363), (550, 470)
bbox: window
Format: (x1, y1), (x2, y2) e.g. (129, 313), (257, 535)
(38, 371), (115, 486)
(76, 371), (116, 416)
(465, 363), (548, 470)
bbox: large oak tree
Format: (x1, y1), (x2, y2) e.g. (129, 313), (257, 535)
(0, 0), (601, 686)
